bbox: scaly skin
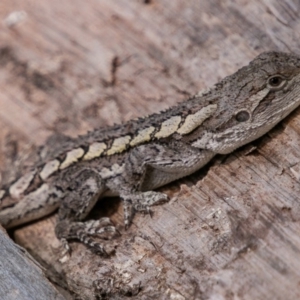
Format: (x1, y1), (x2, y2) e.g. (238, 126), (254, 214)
(1, 51), (300, 255)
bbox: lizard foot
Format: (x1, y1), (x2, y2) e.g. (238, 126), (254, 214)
(122, 191), (169, 228)
(56, 217), (119, 258)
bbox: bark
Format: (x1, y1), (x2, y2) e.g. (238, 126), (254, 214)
(0, 0), (300, 299)
(0, 227), (67, 300)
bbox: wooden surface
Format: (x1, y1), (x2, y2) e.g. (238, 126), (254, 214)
(0, 228), (66, 300)
(1, 0), (300, 299)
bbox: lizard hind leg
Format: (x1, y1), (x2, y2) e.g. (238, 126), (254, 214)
(54, 168), (118, 258)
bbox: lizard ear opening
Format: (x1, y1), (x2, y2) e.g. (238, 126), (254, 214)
(235, 110), (250, 122)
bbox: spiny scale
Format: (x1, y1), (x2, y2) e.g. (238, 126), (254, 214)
(0, 101), (217, 200)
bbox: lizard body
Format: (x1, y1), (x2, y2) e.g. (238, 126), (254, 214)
(1, 51), (300, 255)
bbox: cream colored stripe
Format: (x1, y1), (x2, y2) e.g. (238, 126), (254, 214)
(248, 88), (270, 113)
(248, 88), (269, 102)
(83, 142), (107, 160)
(40, 159), (60, 180)
(9, 171), (36, 198)
(60, 148), (85, 169)
(177, 104), (217, 135)
(106, 136), (131, 156)
(0, 190), (5, 200)
(130, 126), (155, 147)
(100, 163), (124, 179)
(155, 116), (181, 139)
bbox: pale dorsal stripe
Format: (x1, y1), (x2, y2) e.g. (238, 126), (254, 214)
(60, 148), (85, 170)
(130, 126), (155, 147)
(155, 116), (182, 139)
(248, 88), (269, 112)
(248, 88), (269, 102)
(0, 190), (5, 200)
(177, 104), (217, 135)
(83, 142), (107, 160)
(40, 159), (60, 180)
(106, 136), (131, 156)
(9, 171), (36, 198)
(100, 163), (124, 179)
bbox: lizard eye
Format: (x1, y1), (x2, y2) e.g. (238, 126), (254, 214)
(267, 75), (286, 89)
(235, 110), (250, 122)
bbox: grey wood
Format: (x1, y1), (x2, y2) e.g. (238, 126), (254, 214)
(0, 228), (66, 300)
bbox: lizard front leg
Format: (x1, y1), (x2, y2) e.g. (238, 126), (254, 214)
(107, 141), (215, 227)
(55, 168), (118, 256)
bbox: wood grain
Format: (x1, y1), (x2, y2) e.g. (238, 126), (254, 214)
(0, 227), (67, 300)
(1, 0), (300, 299)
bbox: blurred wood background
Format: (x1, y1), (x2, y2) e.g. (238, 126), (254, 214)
(1, 0), (300, 299)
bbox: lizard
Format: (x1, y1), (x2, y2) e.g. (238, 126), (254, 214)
(1, 51), (300, 256)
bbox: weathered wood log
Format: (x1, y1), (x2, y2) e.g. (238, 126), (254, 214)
(1, 0), (300, 299)
(0, 227), (67, 300)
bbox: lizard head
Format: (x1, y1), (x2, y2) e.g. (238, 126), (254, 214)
(193, 51), (300, 154)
